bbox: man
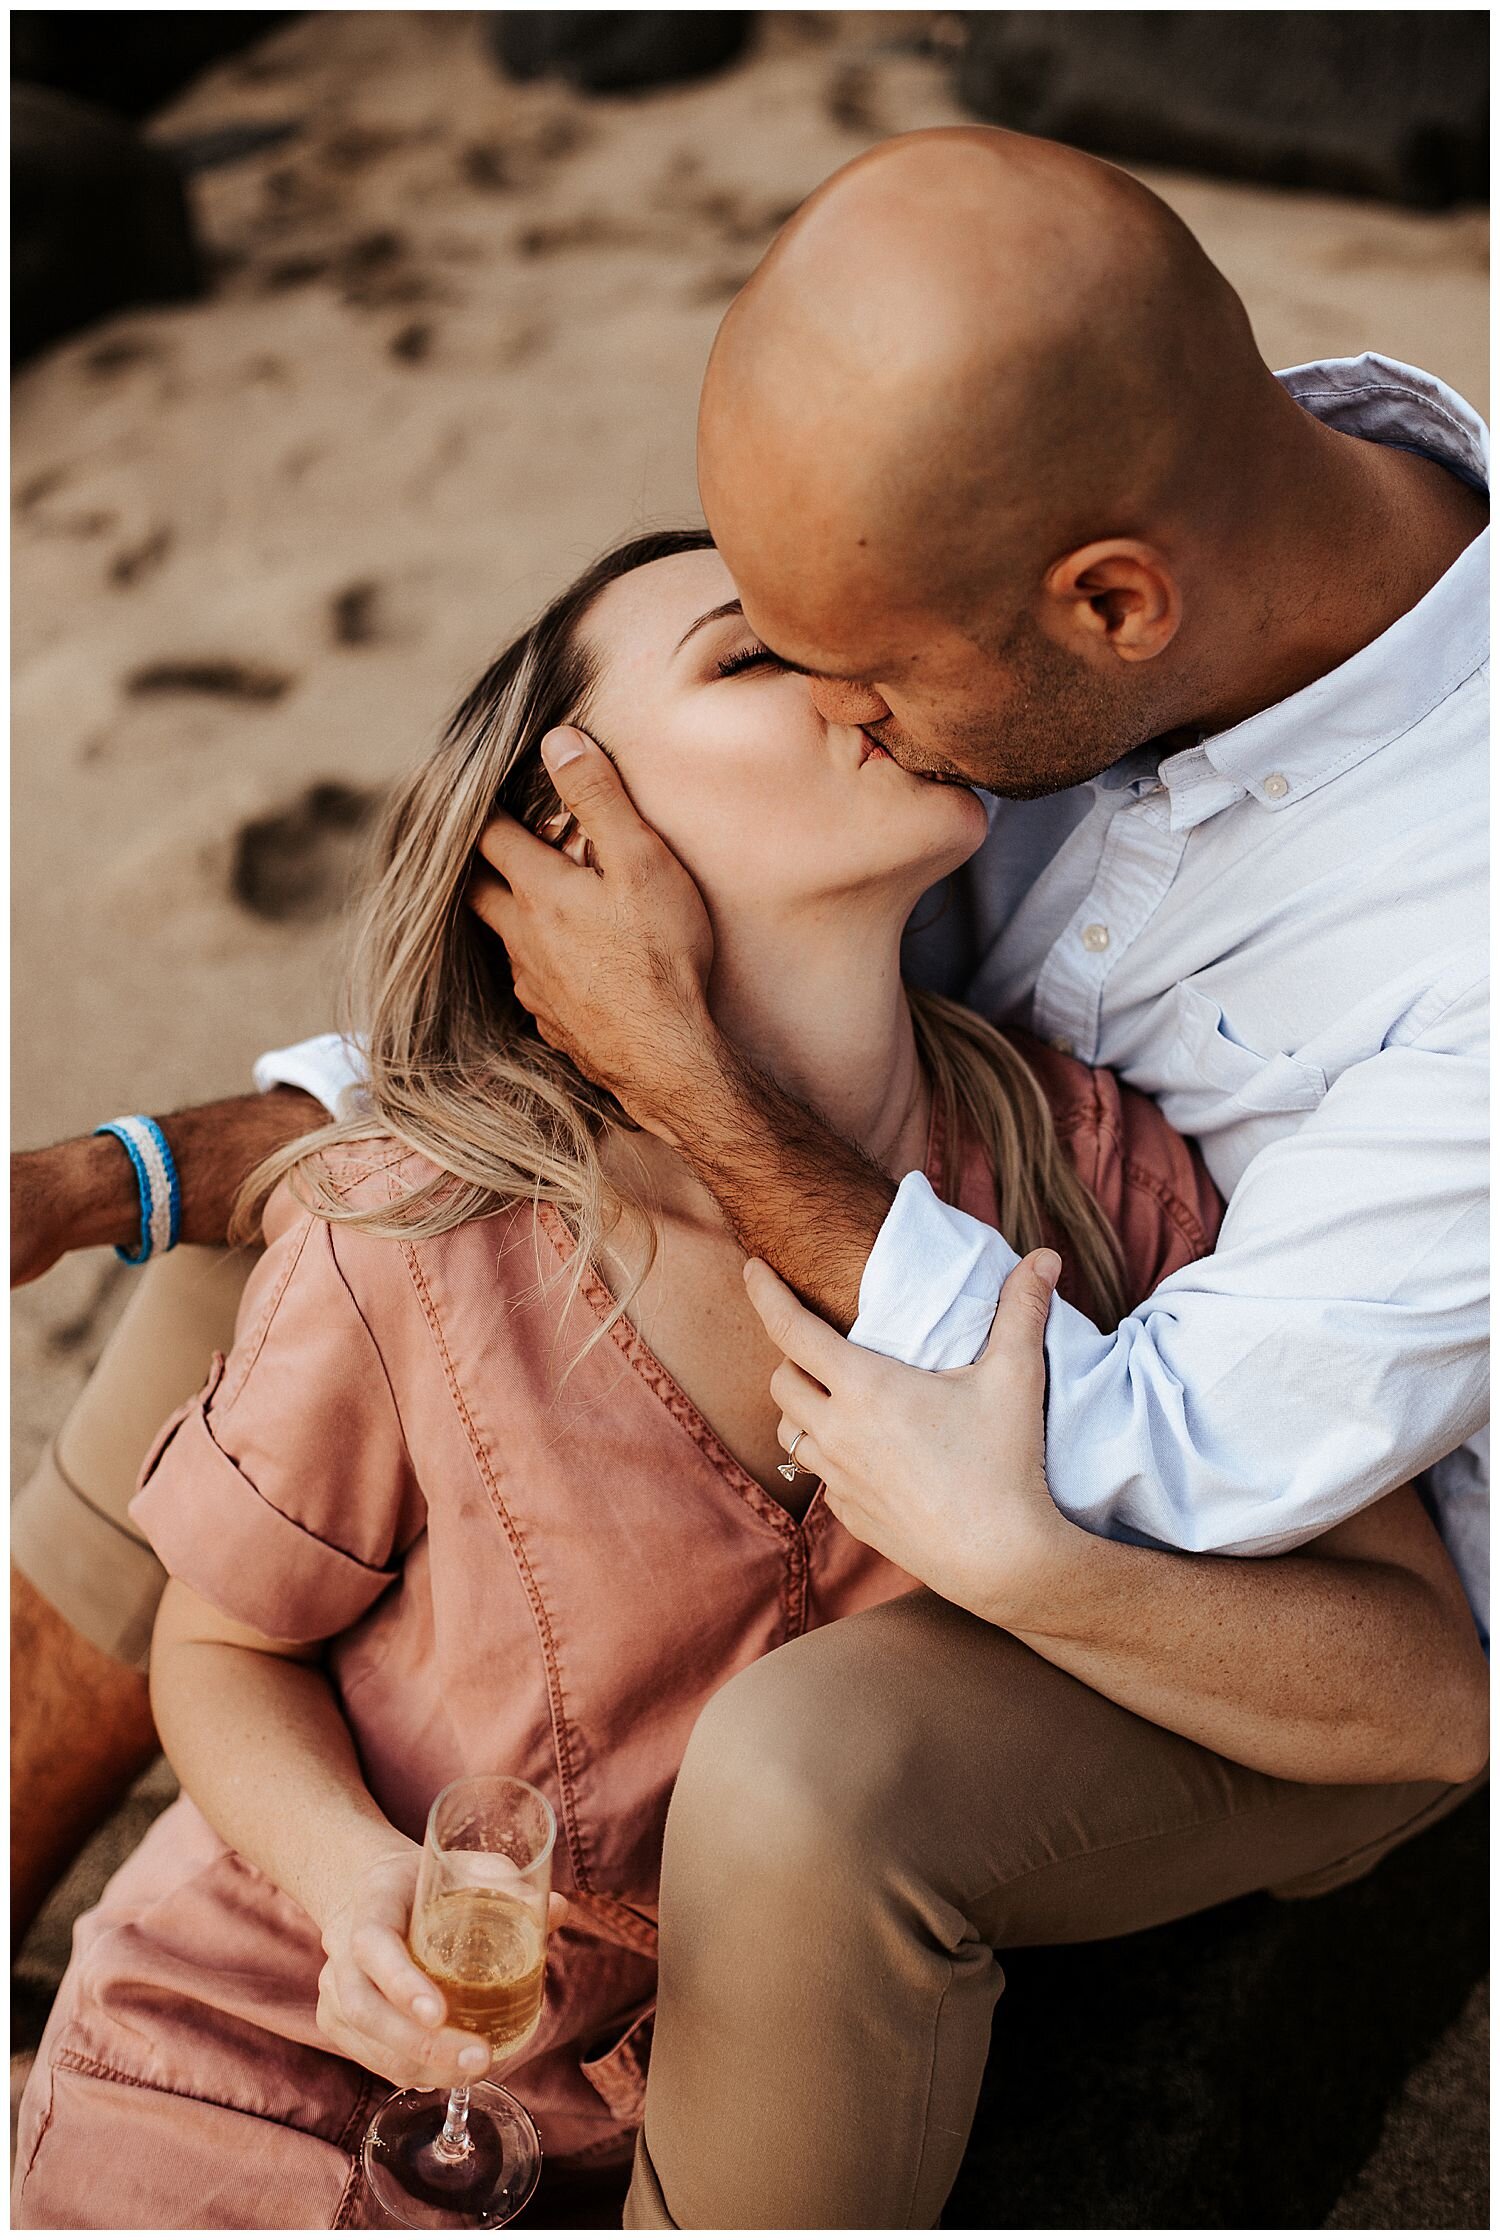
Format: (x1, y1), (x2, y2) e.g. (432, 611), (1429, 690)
(13, 128), (1486, 2222)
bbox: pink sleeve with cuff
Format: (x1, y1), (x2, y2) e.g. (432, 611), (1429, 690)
(130, 1181), (424, 1644)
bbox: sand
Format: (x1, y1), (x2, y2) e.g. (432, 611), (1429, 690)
(10, 9), (1488, 2218)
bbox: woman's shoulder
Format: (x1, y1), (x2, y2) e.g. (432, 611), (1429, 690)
(264, 1133), (437, 1221)
(260, 1134), (556, 1302)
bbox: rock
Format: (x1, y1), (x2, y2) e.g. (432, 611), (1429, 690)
(487, 11), (753, 96)
(11, 86), (203, 368)
(9, 12), (297, 121)
(955, 11), (1487, 209)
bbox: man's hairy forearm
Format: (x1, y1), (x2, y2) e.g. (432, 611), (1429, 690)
(1002, 1514), (1489, 1787)
(14, 1088), (323, 1278)
(164, 1089), (326, 1244)
(646, 1025), (894, 1330)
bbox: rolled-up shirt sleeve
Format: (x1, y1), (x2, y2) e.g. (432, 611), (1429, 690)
(252, 1031), (370, 1120)
(130, 1182), (424, 1643)
(851, 990), (1488, 1566)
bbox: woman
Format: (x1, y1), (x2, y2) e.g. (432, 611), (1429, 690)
(15, 530), (1486, 2229)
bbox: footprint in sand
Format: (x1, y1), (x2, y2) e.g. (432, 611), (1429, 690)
(231, 780), (382, 924)
(83, 334), (163, 379)
(389, 320), (434, 364)
(125, 659), (293, 703)
(109, 526), (173, 588)
(329, 580), (385, 646)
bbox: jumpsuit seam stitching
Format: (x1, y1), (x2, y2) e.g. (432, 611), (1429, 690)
(47, 2045), (363, 2146)
(216, 1214), (314, 1411)
(400, 1233), (596, 1897)
(1117, 1151), (1216, 1263)
(331, 2076), (381, 2228)
(322, 1222), (424, 1523)
(17, 2046), (60, 2194)
(331, 2158), (364, 2229)
(536, 1203), (802, 1544)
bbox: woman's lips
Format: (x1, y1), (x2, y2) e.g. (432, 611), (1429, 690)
(858, 731), (891, 767)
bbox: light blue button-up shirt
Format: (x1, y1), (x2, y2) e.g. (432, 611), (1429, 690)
(867, 354), (1489, 1636)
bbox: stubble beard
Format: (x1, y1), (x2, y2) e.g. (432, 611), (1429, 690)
(878, 613), (1157, 801)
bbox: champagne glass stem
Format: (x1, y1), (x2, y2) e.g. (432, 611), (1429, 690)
(434, 2083), (473, 2164)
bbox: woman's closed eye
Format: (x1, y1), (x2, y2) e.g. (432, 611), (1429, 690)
(715, 642), (789, 680)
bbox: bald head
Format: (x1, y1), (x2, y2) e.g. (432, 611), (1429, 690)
(700, 126), (1275, 666)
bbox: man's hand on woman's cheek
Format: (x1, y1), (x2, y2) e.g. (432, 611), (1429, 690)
(467, 728), (717, 1130)
(746, 1249), (1080, 1629)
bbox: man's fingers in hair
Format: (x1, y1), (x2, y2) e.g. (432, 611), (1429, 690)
(476, 811), (569, 892)
(540, 730), (655, 862)
(466, 861), (516, 939)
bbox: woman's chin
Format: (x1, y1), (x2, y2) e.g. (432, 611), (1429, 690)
(891, 773), (991, 873)
(834, 789), (988, 908)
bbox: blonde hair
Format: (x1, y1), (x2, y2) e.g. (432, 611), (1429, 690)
(236, 528), (1126, 1340)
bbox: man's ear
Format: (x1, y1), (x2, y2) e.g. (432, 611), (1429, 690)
(1043, 539), (1181, 664)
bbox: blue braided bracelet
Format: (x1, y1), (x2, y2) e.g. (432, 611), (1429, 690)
(94, 1116), (182, 1265)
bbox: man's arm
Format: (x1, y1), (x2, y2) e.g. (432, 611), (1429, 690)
(750, 1254), (1489, 1788)
(472, 729), (890, 1321)
(1005, 1486), (1489, 1786)
(12, 1088), (323, 1285)
(749, 1008), (1487, 1591)
(634, 1027), (893, 1324)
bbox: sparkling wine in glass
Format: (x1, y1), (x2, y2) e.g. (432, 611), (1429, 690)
(363, 1774), (556, 2229)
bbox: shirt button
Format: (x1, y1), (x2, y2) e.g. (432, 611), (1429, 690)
(1050, 1035), (1073, 1056)
(1263, 773), (1290, 800)
(1081, 922), (1110, 952)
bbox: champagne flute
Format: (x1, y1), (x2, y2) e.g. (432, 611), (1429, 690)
(363, 1774), (556, 2229)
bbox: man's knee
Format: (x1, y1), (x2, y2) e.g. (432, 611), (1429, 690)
(670, 1593), (1046, 1890)
(672, 1639), (877, 1884)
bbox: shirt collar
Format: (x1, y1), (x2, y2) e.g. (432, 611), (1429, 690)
(1099, 355), (1490, 831)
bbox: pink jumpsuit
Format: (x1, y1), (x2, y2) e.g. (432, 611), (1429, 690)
(15, 1036), (1221, 2229)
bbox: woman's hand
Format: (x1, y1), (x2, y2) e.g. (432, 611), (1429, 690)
(749, 1247), (1076, 1628)
(318, 1845), (490, 2089)
(316, 1844), (569, 2090)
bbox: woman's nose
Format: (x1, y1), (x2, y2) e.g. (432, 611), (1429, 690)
(807, 675), (892, 729)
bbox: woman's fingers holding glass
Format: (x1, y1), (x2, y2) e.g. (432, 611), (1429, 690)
(352, 1918), (447, 2028)
(321, 1951), (491, 2089)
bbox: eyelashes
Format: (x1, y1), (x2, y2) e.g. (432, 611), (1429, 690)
(715, 642), (786, 680)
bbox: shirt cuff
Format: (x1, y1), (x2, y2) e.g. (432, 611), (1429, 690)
(251, 1032), (370, 1122)
(848, 1170), (1017, 1371)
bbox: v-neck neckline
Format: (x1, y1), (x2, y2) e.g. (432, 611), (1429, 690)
(534, 1095), (949, 1540)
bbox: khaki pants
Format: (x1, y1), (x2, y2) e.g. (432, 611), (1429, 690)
(623, 1593), (1481, 2228)
(12, 1247), (1481, 2227)
(12, 1245), (258, 1669)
